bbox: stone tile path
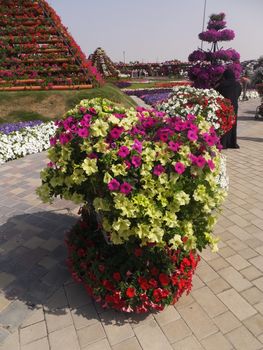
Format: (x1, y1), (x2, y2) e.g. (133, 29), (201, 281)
(1, 98), (263, 349)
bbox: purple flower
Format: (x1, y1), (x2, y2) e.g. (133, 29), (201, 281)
(188, 50), (207, 62)
(174, 162), (186, 175)
(153, 164), (165, 176)
(108, 179), (120, 191)
(131, 156), (142, 168)
(120, 182), (132, 195)
(118, 146), (130, 158)
(0, 120), (43, 134)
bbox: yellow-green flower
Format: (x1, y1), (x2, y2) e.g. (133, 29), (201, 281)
(82, 158), (98, 176)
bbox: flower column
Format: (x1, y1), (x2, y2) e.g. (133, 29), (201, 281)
(188, 13), (242, 89)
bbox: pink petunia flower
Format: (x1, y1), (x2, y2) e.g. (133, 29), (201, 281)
(168, 141), (180, 152)
(50, 136), (57, 146)
(124, 160), (131, 169)
(133, 139), (143, 153)
(120, 182), (132, 195)
(187, 130), (198, 142)
(153, 164), (165, 176)
(59, 133), (72, 145)
(174, 162), (186, 174)
(77, 128), (89, 138)
(196, 156), (206, 168)
(108, 179), (120, 191)
(110, 127), (124, 139)
(186, 113), (196, 121)
(131, 156), (142, 168)
(118, 146), (130, 158)
(207, 159), (215, 170)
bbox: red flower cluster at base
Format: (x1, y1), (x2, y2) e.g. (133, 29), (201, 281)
(65, 207), (200, 313)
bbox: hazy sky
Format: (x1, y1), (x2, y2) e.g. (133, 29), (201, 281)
(48, 0), (262, 63)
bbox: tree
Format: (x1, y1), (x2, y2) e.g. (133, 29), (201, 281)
(188, 13), (242, 89)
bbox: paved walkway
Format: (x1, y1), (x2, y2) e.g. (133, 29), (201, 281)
(0, 98), (263, 350)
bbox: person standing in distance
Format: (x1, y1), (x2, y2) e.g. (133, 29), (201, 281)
(216, 69), (242, 149)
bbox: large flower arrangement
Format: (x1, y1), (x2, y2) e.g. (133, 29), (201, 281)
(37, 98), (227, 312)
(0, 0), (103, 89)
(188, 13), (242, 88)
(0, 121), (56, 164)
(157, 86), (236, 135)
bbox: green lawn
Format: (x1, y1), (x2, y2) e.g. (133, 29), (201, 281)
(0, 84), (136, 123)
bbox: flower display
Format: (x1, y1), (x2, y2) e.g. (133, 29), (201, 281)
(157, 86), (236, 135)
(188, 13), (242, 88)
(0, 121), (57, 164)
(0, 0), (103, 90)
(0, 120), (43, 134)
(37, 97), (226, 250)
(89, 47), (119, 78)
(65, 207), (200, 313)
(36, 98), (228, 312)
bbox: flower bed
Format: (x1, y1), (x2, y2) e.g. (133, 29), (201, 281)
(37, 98), (228, 312)
(239, 89), (260, 101)
(0, 121), (56, 164)
(157, 86), (236, 135)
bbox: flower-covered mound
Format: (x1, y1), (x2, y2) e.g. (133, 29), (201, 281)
(37, 98), (227, 253)
(157, 86), (236, 135)
(66, 207), (200, 313)
(0, 121), (57, 164)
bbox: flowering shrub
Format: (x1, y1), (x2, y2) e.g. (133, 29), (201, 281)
(36, 98), (228, 312)
(66, 207), (200, 313)
(157, 86), (236, 135)
(0, 121), (56, 164)
(188, 13), (242, 88)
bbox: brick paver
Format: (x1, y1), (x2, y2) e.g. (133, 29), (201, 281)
(1, 98), (263, 349)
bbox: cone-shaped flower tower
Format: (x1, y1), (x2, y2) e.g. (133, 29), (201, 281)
(188, 13), (242, 88)
(0, 0), (103, 90)
(89, 47), (119, 78)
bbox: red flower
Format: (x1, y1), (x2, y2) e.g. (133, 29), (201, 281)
(102, 280), (114, 291)
(150, 267), (159, 276)
(138, 277), (150, 290)
(126, 287), (136, 298)
(77, 248), (86, 257)
(134, 248), (143, 257)
(159, 273), (170, 286)
(113, 272), (121, 282)
(148, 278), (158, 288)
(98, 264), (105, 272)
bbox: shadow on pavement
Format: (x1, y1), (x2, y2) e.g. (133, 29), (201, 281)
(238, 136), (263, 143)
(0, 212), (151, 333)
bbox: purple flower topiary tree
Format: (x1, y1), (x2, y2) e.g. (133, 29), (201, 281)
(188, 13), (242, 88)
